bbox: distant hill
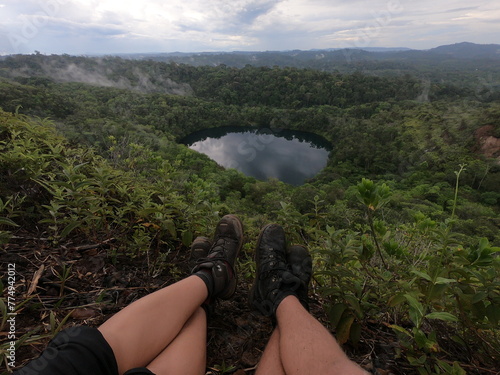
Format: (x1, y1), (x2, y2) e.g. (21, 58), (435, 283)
(2, 43), (499, 89)
(111, 42), (500, 72)
(428, 42), (500, 59)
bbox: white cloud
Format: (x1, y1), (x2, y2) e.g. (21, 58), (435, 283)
(0, 0), (498, 54)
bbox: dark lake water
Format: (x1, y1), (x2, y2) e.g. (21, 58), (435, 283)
(181, 127), (332, 185)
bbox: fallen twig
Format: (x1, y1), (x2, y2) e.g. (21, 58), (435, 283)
(27, 264), (45, 296)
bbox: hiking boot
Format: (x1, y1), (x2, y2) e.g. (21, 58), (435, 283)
(287, 245), (312, 311)
(189, 236), (212, 269)
(249, 224), (302, 317)
(192, 214), (244, 301)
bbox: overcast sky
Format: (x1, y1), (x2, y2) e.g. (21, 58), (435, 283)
(0, 0), (499, 55)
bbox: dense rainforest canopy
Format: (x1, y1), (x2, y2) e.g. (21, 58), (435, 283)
(0, 52), (499, 374)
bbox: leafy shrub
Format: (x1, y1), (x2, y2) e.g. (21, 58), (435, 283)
(313, 179), (500, 373)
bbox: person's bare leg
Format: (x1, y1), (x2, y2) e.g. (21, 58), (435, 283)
(146, 307), (207, 375)
(255, 327), (285, 375)
(99, 215), (243, 374)
(276, 295), (367, 375)
(98, 275), (208, 374)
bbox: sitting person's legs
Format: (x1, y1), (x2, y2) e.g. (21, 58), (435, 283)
(98, 275), (209, 375)
(15, 215), (243, 375)
(100, 214), (243, 375)
(14, 275), (210, 375)
(15, 216), (366, 375)
(251, 224), (367, 375)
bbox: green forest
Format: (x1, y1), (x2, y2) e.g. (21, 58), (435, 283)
(0, 53), (499, 375)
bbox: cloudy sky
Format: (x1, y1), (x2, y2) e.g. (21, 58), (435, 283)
(0, 0), (498, 55)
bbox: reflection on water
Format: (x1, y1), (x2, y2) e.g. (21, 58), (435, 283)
(181, 127), (332, 186)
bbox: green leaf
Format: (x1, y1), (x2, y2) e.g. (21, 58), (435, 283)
(182, 230), (193, 247)
(427, 283), (449, 301)
(411, 270), (432, 282)
(388, 293), (406, 307)
(434, 277), (457, 285)
(73, 180), (94, 190)
(451, 335), (466, 346)
(54, 310), (74, 334)
(413, 328), (430, 349)
(164, 220), (177, 238)
(409, 308), (423, 329)
(404, 294), (425, 317)
(436, 359), (453, 372)
(425, 312), (459, 322)
(49, 311), (56, 332)
(328, 303), (346, 328)
(404, 294), (425, 328)
(335, 315), (355, 345)
(0, 217), (19, 227)
(344, 294), (363, 319)
(471, 292), (488, 304)
(451, 362), (467, 375)
(407, 354), (427, 366)
(389, 324), (412, 337)
(485, 304), (500, 325)
(478, 237), (489, 252)
(436, 360), (467, 375)
(60, 221), (81, 238)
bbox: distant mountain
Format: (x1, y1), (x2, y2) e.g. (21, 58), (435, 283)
(111, 43), (500, 71)
(428, 42), (500, 59)
(312, 47), (413, 52)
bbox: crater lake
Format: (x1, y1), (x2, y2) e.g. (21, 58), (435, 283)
(181, 127), (332, 186)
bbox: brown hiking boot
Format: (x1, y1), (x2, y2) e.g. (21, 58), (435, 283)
(189, 236), (212, 269)
(192, 214), (244, 300)
(249, 224), (302, 317)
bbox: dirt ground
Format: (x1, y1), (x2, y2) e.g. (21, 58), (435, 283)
(1, 233), (495, 375)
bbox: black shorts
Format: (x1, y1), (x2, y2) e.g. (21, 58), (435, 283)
(14, 326), (154, 375)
